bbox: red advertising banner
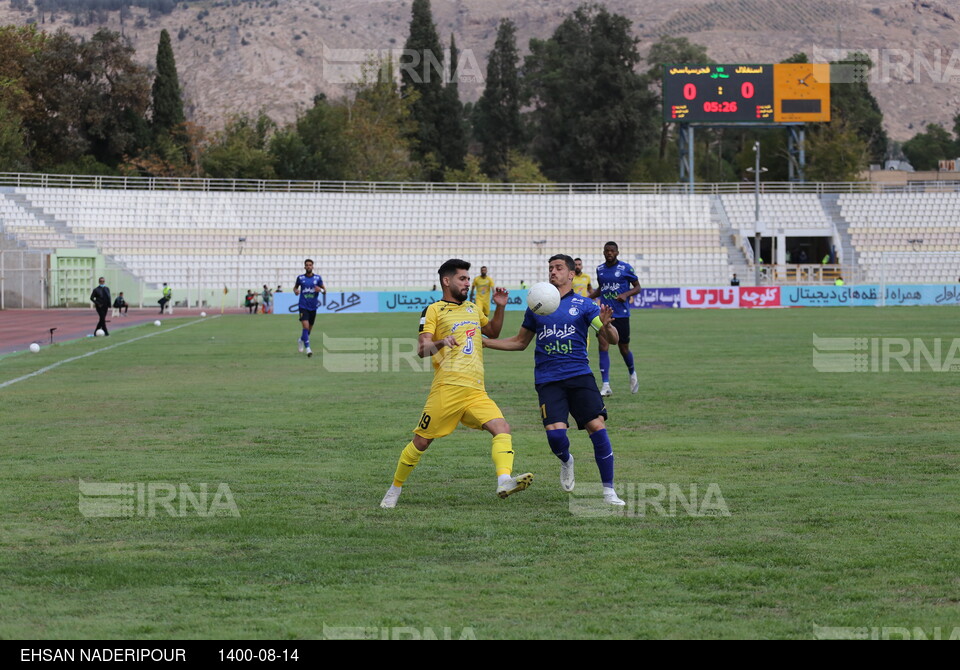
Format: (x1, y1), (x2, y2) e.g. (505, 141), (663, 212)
(738, 286), (781, 308)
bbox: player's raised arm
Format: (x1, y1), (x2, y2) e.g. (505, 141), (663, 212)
(593, 304), (619, 345)
(481, 287), (508, 338)
(483, 326), (534, 352)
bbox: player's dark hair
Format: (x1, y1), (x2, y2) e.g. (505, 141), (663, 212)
(304, 258), (314, 264)
(549, 254), (575, 271)
(438, 258), (470, 281)
(574, 257), (582, 262)
(604, 241), (618, 250)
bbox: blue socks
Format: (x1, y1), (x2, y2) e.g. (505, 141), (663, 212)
(301, 328), (310, 348)
(546, 429), (570, 463)
(589, 429), (615, 488)
(622, 351), (635, 374)
(599, 350), (610, 383)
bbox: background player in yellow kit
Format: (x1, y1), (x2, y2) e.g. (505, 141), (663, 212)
(469, 265), (495, 317)
(380, 259), (533, 508)
(572, 258), (592, 297)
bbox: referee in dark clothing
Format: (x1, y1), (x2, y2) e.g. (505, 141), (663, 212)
(90, 277), (111, 336)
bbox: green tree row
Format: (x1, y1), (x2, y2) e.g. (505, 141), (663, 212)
(1, 1), (911, 183)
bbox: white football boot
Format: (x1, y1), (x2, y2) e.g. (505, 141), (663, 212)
(600, 383), (612, 397)
(497, 473), (534, 499)
(603, 487), (626, 506)
(560, 454), (575, 492)
(630, 372), (639, 394)
(379, 485), (402, 509)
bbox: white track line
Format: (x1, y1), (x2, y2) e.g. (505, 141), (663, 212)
(0, 316), (220, 390)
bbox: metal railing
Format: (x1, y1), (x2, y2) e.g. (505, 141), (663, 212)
(3, 172), (960, 195)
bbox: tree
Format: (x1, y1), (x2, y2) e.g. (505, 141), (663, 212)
(202, 113), (277, 179)
(0, 102), (29, 172)
(474, 19), (523, 179)
(270, 95), (351, 181)
(436, 33), (466, 172)
(151, 29), (185, 141)
(805, 115), (869, 182)
(22, 28), (150, 170)
(902, 123), (956, 170)
(523, 3), (658, 182)
(342, 60), (419, 181)
(400, 0), (446, 179)
(829, 52), (888, 163)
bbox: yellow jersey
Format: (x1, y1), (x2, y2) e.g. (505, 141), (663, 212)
(471, 275), (495, 303)
(572, 272), (592, 297)
(419, 300), (489, 390)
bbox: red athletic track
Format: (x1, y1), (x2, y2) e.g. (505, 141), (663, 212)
(0, 308), (249, 355)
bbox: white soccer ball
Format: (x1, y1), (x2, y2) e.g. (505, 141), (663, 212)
(154, 320), (161, 327)
(527, 281), (561, 316)
(95, 329), (105, 337)
(200, 312), (207, 317)
(29, 343), (40, 353)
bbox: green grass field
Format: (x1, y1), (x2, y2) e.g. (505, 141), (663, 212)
(1, 307), (959, 640)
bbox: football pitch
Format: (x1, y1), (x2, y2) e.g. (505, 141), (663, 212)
(1, 307), (959, 640)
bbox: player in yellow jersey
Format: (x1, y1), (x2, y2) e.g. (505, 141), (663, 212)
(380, 259), (534, 508)
(572, 258), (592, 297)
(469, 265), (495, 317)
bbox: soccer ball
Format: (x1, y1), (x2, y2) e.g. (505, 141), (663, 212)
(154, 320), (162, 327)
(29, 343), (40, 353)
(95, 329), (105, 337)
(527, 282), (561, 316)
(200, 312), (207, 318)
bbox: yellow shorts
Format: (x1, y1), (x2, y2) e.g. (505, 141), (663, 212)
(414, 384), (504, 440)
(477, 300), (491, 317)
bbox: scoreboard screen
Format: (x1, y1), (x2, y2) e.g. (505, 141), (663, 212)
(663, 64), (830, 124)
(664, 64), (774, 123)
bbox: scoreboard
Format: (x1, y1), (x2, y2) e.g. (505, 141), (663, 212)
(663, 63), (830, 124)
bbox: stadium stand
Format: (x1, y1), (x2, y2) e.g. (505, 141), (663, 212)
(839, 193), (960, 283)
(4, 180), (960, 292)
(2, 187), (729, 289)
(720, 194), (831, 230)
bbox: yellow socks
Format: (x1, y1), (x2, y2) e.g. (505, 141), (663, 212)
(491, 433), (514, 476)
(392, 442), (424, 488)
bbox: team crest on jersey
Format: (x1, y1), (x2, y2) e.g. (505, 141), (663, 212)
(568, 307), (580, 316)
(614, 270), (621, 277)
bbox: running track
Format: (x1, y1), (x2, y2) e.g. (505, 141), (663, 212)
(0, 308), (248, 355)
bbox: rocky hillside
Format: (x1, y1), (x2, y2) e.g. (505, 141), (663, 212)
(0, 0), (957, 141)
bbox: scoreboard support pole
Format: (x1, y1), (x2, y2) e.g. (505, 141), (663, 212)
(678, 124), (695, 192)
(787, 125), (806, 182)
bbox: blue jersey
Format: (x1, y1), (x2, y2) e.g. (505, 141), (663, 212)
(595, 261), (638, 319)
(522, 292), (601, 385)
(294, 273), (324, 311)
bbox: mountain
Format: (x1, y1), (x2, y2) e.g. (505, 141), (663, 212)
(0, 0), (957, 142)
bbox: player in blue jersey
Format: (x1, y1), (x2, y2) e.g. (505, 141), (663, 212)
(483, 254), (625, 506)
(293, 258), (326, 357)
(589, 241), (641, 396)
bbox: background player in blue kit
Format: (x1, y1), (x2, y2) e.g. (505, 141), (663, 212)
(483, 254), (625, 506)
(293, 258), (326, 357)
(589, 241), (641, 396)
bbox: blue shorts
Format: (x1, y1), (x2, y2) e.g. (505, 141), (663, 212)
(610, 316), (630, 344)
(536, 374), (608, 430)
(299, 309), (317, 325)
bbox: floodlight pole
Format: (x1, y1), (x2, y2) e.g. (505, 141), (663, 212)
(752, 142), (762, 286)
